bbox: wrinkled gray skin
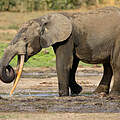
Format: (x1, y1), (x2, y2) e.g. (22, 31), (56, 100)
(0, 6), (120, 96)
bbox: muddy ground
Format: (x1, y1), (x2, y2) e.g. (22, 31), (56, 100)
(0, 67), (120, 118)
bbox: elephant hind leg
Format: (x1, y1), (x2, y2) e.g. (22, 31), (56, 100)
(110, 68), (120, 96)
(94, 62), (113, 94)
(69, 55), (82, 95)
(109, 38), (120, 96)
(110, 60), (120, 95)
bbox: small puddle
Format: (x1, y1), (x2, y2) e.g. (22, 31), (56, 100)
(0, 90), (58, 98)
(0, 90), (95, 98)
(21, 71), (102, 78)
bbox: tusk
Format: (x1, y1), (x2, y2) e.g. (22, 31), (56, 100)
(10, 55), (25, 96)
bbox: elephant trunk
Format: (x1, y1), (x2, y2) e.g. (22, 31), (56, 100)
(0, 45), (25, 95)
(0, 46), (17, 83)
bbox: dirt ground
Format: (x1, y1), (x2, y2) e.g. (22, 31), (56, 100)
(0, 113), (120, 120)
(0, 67), (120, 119)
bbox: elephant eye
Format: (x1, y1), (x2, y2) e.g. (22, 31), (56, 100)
(24, 37), (27, 41)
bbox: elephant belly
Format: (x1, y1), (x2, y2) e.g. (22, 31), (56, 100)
(75, 45), (111, 64)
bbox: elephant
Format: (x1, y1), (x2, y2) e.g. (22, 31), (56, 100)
(0, 6), (120, 97)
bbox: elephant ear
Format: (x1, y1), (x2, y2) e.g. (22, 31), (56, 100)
(40, 13), (72, 48)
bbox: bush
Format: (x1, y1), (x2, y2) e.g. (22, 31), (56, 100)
(0, 0), (101, 12)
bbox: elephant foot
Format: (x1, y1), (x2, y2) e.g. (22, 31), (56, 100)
(59, 89), (69, 97)
(94, 85), (109, 94)
(70, 84), (82, 96)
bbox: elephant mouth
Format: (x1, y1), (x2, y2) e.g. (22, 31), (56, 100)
(10, 55), (25, 96)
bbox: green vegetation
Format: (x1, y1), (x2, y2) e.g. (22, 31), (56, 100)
(0, 115), (12, 119)
(24, 47), (56, 67)
(0, 0), (95, 11)
(0, 0), (119, 12)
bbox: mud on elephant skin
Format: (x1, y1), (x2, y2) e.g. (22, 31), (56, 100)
(0, 6), (120, 96)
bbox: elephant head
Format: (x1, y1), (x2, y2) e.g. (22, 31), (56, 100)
(0, 13), (72, 95)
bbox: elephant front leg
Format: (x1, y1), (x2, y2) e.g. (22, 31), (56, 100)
(56, 63), (69, 96)
(94, 63), (113, 94)
(55, 44), (74, 96)
(56, 53), (73, 96)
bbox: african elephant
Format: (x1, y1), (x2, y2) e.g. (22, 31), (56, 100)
(0, 6), (120, 96)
